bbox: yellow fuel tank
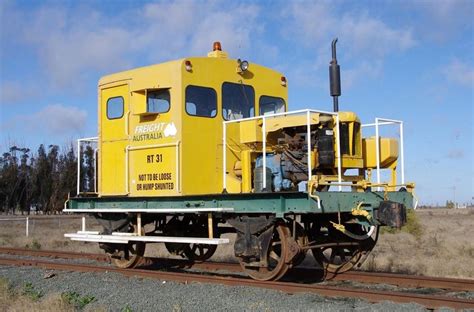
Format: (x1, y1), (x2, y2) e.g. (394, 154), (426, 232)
(362, 137), (399, 168)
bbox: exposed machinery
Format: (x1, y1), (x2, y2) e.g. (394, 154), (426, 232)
(64, 39), (415, 281)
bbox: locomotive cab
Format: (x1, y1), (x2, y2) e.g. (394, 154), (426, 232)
(96, 42), (289, 197)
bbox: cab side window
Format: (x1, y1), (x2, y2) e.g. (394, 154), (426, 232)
(106, 97), (124, 119)
(185, 86), (217, 118)
(259, 96), (285, 115)
(147, 89), (170, 113)
(222, 82), (255, 120)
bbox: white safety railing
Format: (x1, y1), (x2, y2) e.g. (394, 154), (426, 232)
(222, 109), (342, 193)
(361, 118), (405, 191)
(0, 216), (87, 237)
(0, 217), (29, 236)
(77, 137), (99, 195)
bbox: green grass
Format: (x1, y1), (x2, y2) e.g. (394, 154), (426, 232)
(25, 239), (42, 250)
(121, 304), (133, 312)
(22, 282), (43, 301)
(61, 291), (96, 309)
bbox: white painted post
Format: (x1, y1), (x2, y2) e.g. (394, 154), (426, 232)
(82, 216), (86, 232)
(137, 213), (142, 236)
(375, 118), (381, 191)
(94, 148), (98, 193)
(306, 110), (311, 182)
(26, 217), (29, 237)
(262, 117), (267, 190)
(77, 140), (81, 194)
(400, 122), (405, 185)
(336, 114), (342, 191)
(222, 123), (227, 190)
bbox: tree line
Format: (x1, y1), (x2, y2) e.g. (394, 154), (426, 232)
(0, 144), (95, 214)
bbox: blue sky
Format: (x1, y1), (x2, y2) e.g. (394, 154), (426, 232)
(0, 0), (473, 205)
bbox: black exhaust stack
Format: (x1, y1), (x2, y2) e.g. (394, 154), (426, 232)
(329, 38), (341, 112)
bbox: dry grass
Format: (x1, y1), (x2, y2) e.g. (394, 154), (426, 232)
(360, 208), (474, 278)
(0, 278), (74, 312)
(0, 216), (103, 254)
(1, 209), (473, 279)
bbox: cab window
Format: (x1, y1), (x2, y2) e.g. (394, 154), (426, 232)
(222, 82), (255, 120)
(185, 85), (217, 118)
(259, 96), (285, 115)
(147, 89), (170, 113)
(106, 97), (124, 119)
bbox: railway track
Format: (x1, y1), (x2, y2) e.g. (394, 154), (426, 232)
(1, 247), (472, 292)
(1, 247), (473, 309)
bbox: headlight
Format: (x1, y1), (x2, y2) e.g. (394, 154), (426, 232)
(237, 59), (249, 73)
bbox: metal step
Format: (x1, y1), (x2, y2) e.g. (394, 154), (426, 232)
(64, 232), (230, 245)
(63, 207), (234, 213)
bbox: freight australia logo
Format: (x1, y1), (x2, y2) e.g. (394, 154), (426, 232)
(132, 122), (177, 141)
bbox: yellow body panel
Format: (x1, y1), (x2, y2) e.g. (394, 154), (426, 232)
(95, 45), (403, 197)
(362, 137), (399, 168)
(334, 111), (364, 168)
(99, 84), (129, 195)
(97, 53), (287, 197)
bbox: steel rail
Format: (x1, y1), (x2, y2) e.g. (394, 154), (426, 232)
(0, 256), (473, 310)
(1, 247), (473, 292)
(0, 247), (109, 262)
(2, 247), (473, 292)
(140, 258), (474, 292)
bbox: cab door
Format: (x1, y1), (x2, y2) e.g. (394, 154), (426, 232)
(100, 84), (129, 195)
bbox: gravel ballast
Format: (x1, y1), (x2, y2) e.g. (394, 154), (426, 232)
(0, 265), (431, 311)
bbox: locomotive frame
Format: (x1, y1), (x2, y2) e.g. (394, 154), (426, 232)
(64, 40), (416, 281)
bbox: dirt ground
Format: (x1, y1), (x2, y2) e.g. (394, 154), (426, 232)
(0, 208), (473, 279)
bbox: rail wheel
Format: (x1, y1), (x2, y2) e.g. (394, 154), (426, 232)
(239, 223), (291, 281)
(292, 222), (308, 266)
(310, 223), (377, 274)
(312, 244), (363, 274)
(112, 241), (145, 269)
(184, 244), (217, 261)
(164, 216), (217, 261)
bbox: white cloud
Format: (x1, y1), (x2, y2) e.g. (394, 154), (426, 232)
(281, 3), (416, 89)
(442, 59), (474, 88)
(2, 1), (263, 89)
(34, 104), (87, 133)
(447, 149), (465, 159)
(343, 60), (383, 89)
(0, 81), (40, 105)
(409, 0), (473, 43)
(285, 3), (415, 58)
(19, 6), (135, 88)
(4, 104), (88, 135)
(0, 81), (25, 104)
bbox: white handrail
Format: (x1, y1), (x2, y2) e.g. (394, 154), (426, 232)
(335, 114), (342, 191)
(362, 118), (405, 191)
(262, 117), (267, 189)
(77, 137), (99, 195)
(222, 123), (227, 190)
(306, 111), (311, 184)
(222, 109), (342, 193)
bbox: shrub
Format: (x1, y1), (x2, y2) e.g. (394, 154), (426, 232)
(22, 282), (43, 301)
(61, 291), (95, 309)
(25, 239), (42, 250)
(0, 278), (14, 305)
(380, 209), (423, 239)
(122, 304), (133, 312)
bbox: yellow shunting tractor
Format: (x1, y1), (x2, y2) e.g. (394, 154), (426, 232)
(65, 40), (415, 281)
